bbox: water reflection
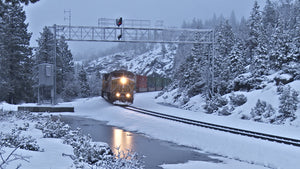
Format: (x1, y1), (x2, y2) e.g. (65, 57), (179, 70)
(111, 127), (133, 155)
(60, 116), (220, 169)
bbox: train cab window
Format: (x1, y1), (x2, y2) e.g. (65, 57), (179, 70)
(112, 72), (123, 78)
(103, 74), (109, 80)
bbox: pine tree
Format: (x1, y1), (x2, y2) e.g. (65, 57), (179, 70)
(262, 0), (278, 34)
(290, 0), (300, 71)
(56, 36), (75, 97)
(252, 27), (269, 77)
(0, 1), (33, 104)
(250, 99), (275, 122)
(173, 31), (211, 103)
(35, 27), (55, 64)
(78, 66), (90, 98)
(269, 20), (294, 70)
(247, 1), (262, 63)
(214, 20), (235, 94)
(229, 40), (246, 79)
(261, 0), (278, 51)
(88, 71), (101, 96)
(278, 85), (299, 121)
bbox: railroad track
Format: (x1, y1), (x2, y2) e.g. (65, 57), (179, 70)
(122, 105), (300, 147)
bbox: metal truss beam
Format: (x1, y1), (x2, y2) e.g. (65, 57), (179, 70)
(49, 25), (214, 44)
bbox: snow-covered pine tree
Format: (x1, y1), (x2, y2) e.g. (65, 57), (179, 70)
(262, 0), (278, 48)
(35, 27), (55, 64)
(56, 36), (75, 99)
(247, 1), (262, 64)
(78, 66), (90, 98)
(88, 71), (101, 97)
(0, 1), (33, 104)
(214, 20), (235, 95)
(292, 11), (300, 61)
(250, 99), (275, 123)
(229, 40), (246, 79)
(248, 1), (271, 77)
(269, 19), (294, 71)
(169, 31), (209, 104)
(252, 29), (269, 76)
(278, 85), (299, 121)
(289, 0), (300, 79)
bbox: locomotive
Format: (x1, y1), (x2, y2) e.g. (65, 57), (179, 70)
(101, 70), (135, 104)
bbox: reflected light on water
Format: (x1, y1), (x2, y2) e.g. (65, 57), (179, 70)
(112, 127), (133, 156)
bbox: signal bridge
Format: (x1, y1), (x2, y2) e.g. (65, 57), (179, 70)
(46, 18), (215, 105)
(49, 24), (214, 44)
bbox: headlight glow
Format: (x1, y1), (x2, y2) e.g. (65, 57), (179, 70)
(120, 77), (127, 84)
(116, 92), (121, 97)
(126, 93), (131, 98)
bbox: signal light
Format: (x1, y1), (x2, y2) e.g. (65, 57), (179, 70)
(116, 17), (122, 27)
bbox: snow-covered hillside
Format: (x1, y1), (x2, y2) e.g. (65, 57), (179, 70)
(157, 73), (300, 126)
(86, 43), (177, 77)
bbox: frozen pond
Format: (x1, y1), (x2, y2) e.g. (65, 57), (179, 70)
(61, 115), (220, 169)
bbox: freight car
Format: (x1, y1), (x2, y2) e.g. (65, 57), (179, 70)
(135, 75), (171, 92)
(101, 70), (135, 104)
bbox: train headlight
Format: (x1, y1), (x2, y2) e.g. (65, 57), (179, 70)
(126, 93), (131, 98)
(116, 92), (121, 97)
(120, 77), (127, 84)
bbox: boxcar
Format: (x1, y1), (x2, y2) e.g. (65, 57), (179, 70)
(136, 75), (147, 92)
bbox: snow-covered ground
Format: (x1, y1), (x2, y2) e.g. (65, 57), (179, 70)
(0, 115), (74, 169)
(1, 90), (300, 169)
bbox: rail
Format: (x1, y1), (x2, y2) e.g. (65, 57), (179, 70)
(122, 106), (300, 147)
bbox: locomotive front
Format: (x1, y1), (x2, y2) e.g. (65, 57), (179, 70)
(102, 70), (135, 104)
(112, 73), (135, 103)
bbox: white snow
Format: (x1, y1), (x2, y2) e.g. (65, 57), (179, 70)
(0, 118), (74, 169)
(1, 86), (300, 168)
(161, 157), (269, 169)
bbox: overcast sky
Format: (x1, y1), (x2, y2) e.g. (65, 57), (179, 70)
(24, 0), (265, 58)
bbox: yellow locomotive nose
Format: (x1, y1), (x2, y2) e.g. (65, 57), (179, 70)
(120, 77), (127, 84)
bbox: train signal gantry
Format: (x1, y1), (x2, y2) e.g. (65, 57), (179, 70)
(49, 18), (214, 44)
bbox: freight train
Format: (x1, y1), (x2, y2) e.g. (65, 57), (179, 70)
(101, 70), (171, 104)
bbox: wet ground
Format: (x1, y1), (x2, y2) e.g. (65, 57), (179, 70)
(60, 115), (220, 169)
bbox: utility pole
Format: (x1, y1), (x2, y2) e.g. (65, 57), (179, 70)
(52, 24), (57, 105)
